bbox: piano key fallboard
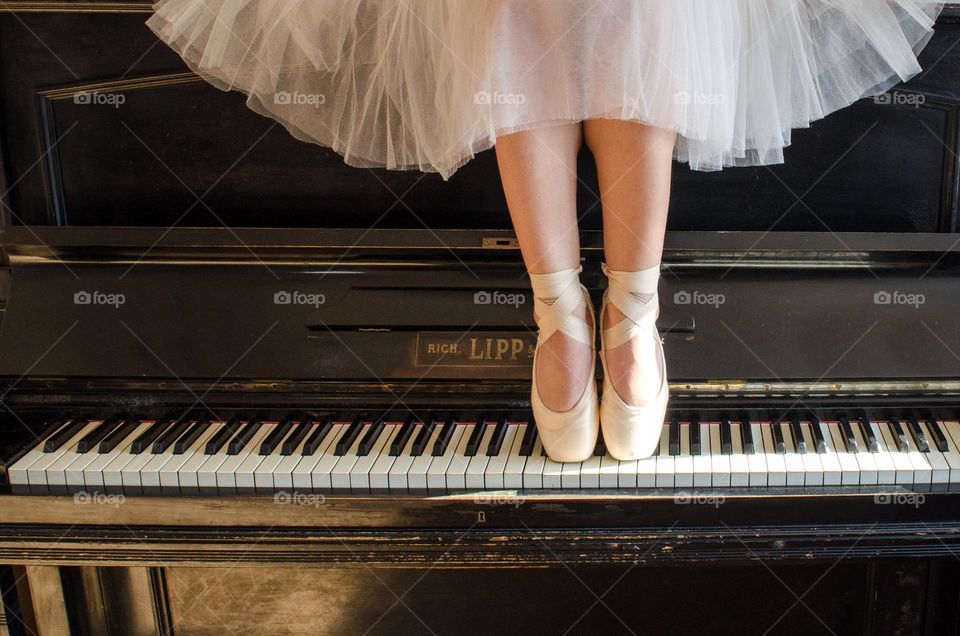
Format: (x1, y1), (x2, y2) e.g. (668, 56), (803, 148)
(9, 410), (960, 496)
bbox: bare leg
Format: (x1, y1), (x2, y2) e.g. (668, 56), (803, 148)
(495, 122), (591, 411)
(583, 118), (676, 404)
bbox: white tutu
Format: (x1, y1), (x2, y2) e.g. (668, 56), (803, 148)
(147, 0), (944, 180)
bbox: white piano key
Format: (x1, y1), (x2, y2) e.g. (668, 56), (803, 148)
(427, 425), (468, 491)
(502, 425), (528, 489)
(157, 424), (219, 494)
(692, 423), (712, 487)
(761, 424), (786, 487)
(232, 424), (283, 493)
(351, 422), (401, 493)
(542, 451), (563, 489)
(270, 428), (314, 492)
(560, 457), (582, 489)
(780, 422), (806, 487)
(868, 421), (897, 485)
(87, 421), (153, 492)
(635, 447), (657, 488)
(8, 431), (59, 494)
(177, 422), (230, 494)
(615, 454), (636, 488)
(709, 424), (731, 488)
(522, 439), (547, 489)
(389, 423), (427, 492)
(673, 423), (694, 488)
(849, 422), (878, 485)
(330, 423), (372, 490)
(746, 423), (768, 487)
(483, 424), (519, 490)
(918, 421), (950, 485)
(120, 427), (170, 495)
(370, 424), (414, 492)
(216, 425), (273, 494)
(900, 423), (932, 486)
(828, 423), (861, 486)
(936, 421), (960, 484)
(465, 425), (497, 489)
(879, 422), (915, 485)
(253, 421), (310, 493)
(311, 423), (356, 491)
(22, 421), (100, 495)
(61, 421), (113, 492)
(655, 425), (674, 488)
(406, 424), (445, 492)
(816, 421), (842, 486)
(290, 423), (343, 491)
(445, 424), (475, 491)
(797, 422), (824, 487)
(727, 421), (750, 487)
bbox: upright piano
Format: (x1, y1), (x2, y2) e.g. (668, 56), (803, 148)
(1, 2), (960, 635)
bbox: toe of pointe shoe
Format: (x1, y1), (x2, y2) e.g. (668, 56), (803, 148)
(533, 383), (600, 463)
(600, 377), (668, 461)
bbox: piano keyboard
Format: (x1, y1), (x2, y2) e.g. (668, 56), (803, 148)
(8, 412), (960, 495)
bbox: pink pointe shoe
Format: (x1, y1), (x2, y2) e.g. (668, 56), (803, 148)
(528, 264), (600, 463)
(598, 261), (669, 461)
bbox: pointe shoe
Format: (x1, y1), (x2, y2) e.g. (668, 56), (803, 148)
(598, 261), (669, 461)
(528, 264), (600, 463)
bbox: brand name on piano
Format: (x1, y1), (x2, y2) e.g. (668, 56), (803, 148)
(416, 332), (536, 367)
(73, 290), (125, 308)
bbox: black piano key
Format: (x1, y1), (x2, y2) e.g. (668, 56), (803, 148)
(789, 415), (806, 454)
(411, 418), (438, 457)
(151, 415), (193, 454)
(771, 419), (786, 453)
(668, 420), (680, 456)
(719, 418), (732, 455)
(227, 417), (263, 455)
(130, 418), (173, 454)
(357, 415), (386, 456)
(809, 416), (827, 453)
(431, 415), (458, 456)
(926, 419), (950, 453)
(334, 414), (366, 456)
(464, 416), (488, 457)
(281, 417), (315, 455)
(740, 420), (755, 455)
(857, 416), (879, 453)
(907, 417), (929, 453)
(259, 418), (294, 455)
(98, 417), (140, 454)
(390, 414), (418, 456)
(302, 415), (334, 456)
(888, 418), (909, 452)
(77, 416), (122, 453)
(519, 419), (538, 457)
(204, 416), (243, 455)
(593, 431), (606, 457)
(838, 416), (858, 453)
(689, 418), (701, 456)
(43, 417), (86, 452)
(486, 415), (509, 457)
(173, 418), (211, 454)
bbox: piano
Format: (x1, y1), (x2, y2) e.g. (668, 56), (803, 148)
(1, 2), (960, 635)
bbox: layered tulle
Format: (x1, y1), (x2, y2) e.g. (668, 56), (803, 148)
(147, 0), (945, 179)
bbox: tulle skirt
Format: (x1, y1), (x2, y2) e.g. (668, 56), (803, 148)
(147, 0), (945, 180)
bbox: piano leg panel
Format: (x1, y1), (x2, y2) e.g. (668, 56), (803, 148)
(60, 566), (167, 636)
(20, 565), (68, 636)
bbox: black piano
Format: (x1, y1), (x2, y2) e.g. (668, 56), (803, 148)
(1, 2), (960, 635)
